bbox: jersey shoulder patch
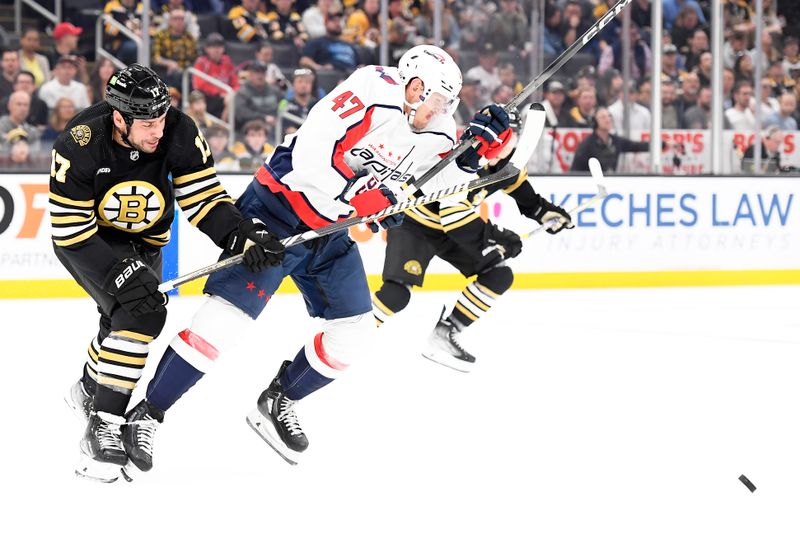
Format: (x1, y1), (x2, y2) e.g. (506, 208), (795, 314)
(69, 124), (92, 147)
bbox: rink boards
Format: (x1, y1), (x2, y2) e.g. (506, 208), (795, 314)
(0, 173), (797, 298)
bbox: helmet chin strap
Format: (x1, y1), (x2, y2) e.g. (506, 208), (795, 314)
(404, 99), (422, 126)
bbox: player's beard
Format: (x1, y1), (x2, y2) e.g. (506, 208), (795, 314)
(114, 123), (159, 153)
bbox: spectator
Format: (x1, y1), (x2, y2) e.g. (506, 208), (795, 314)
(683, 28), (709, 73)
(723, 31), (751, 70)
(487, 0), (527, 54)
(596, 68), (622, 107)
(41, 96), (76, 141)
(764, 92), (798, 130)
(543, 1), (564, 55)
(637, 76), (652, 109)
(234, 60), (282, 131)
(741, 126), (784, 174)
(455, 76), (481, 128)
(18, 28), (50, 89)
(4, 129), (33, 168)
(227, 0), (270, 43)
(465, 42), (501, 107)
(231, 119), (274, 172)
(239, 42), (289, 90)
(457, 0), (491, 51)
(103, 0), (144, 65)
(541, 80), (569, 127)
(570, 107), (653, 173)
(661, 43), (686, 85)
(684, 86), (722, 129)
(156, 0), (200, 40)
(0, 48), (20, 102)
(267, 0), (309, 47)
(663, 0), (706, 31)
(300, 6), (360, 74)
(565, 86), (597, 127)
(38, 56), (90, 111)
(386, 0), (415, 60)
(725, 80), (756, 130)
(733, 52), (755, 82)
(783, 36), (800, 81)
(630, 0), (652, 34)
(277, 67), (319, 135)
(206, 124), (239, 171)
(722, 67), (735, 109)
(490, 84), (513, 105)
(695, 50), (713, 87)
(169, 85), (182, 108)
(754, 77), (780, 122)
(192, 32), (240, 118)
(561, 0), (592, 52)
(608, 80), (651, 133)
(344, 0), (381, 48)
(152, 7), (198, 87)
(0, 91), (40, 145)
(598, 23), (651, 81)
(302, 0), (336, 39)
(671, 6), (706, 53)
(185, 89), (216, 132)
(765, 60), (794, 97)
(661, 79), (684, 129)
(412, 0), (460, 58)
(5, 71), (48, 128)
(88, 57), (116, 104)
(47, 23), (89, 86)
(498, 62), (523, 95)
(681, 72), (701, 110)
(753, 30), (781, 72)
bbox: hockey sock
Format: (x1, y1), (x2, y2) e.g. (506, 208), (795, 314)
(280, 338), (334, 401)
(372, 280), (411, 326)
(449, 266), (513, 328)
(82, 335), (101, 395)
(146, 329), (217, 412)
(93, 330), (153, 415)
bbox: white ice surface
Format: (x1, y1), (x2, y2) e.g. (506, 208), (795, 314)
(2, 286), (800, 532)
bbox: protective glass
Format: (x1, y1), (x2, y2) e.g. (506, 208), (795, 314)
(420, 91), (458, 115)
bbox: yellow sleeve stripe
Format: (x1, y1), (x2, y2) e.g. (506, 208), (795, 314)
(439, 205), (472, 217)
(189, 197), (234, 226)
(97, 376), (136, 390)
(462, 289), (491, 311)
(50, 214), (94, 224)
(442, 212), (480, 231)
(372, 295), (395, 317)
(173, 166), (216, 186)
(142, 237), (169, 247)
(502, 169), (528, 194)
(406, 210), (443, 230)
(111, 330), (154, 343)
(454, 302), (479, 321)
(177, 185), (227, 208)
(414, 204), (440, 220)
(475, 281), (501, 299)
(99, 349), (147, 366)
(49, 192), (94, 208)
(53, 225), (97, 247)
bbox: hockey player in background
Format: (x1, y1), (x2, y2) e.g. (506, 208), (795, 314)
(54, 64), (284, 482)
(372, 112), (574, 372)
(124, 45), (514, 470)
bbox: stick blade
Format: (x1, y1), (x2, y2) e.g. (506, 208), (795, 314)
(510, 104), (547, 170)
(587, 157), (608, 198)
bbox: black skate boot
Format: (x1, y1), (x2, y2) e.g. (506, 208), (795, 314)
(421, 308), (476, 372)
(75, 411), (127, 483)
(64, 379), (92, 424)
(246, 360), (308, 465)
(121, 399), (164, 481)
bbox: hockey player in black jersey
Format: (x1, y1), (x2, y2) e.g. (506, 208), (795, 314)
(372, 112), (574, 372)
(53, 64), (284, 482)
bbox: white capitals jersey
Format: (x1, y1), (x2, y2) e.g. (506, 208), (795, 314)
(254, 65), (472, 229)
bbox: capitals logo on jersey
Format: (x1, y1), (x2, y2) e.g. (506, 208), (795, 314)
(98, 181), (165, 232)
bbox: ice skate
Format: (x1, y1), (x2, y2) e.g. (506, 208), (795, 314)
(64, 379), (92, 424)
(421, 309), (476, 373)
(75, 411), (127, 483)
(121, 399), (164, 481)
(246, 361), (308, 465)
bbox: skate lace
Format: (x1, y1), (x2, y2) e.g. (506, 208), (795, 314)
(276, 397), (304, 436)
(447, 328), (467, 355)
(97, 420), (125, 452)
(128, 416), (158, 456)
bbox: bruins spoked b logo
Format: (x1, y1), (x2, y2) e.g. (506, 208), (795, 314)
(99, 181), (165, 232)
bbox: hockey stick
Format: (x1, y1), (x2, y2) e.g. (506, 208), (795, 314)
(519, 157), (608, 240)
(401, 0), (634, 195)
(158, 108), (547, 293)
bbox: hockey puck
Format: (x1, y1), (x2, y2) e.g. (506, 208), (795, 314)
(738, 474), (756, 493)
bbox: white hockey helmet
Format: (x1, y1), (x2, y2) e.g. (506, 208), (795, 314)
(398, 45), (462, 115)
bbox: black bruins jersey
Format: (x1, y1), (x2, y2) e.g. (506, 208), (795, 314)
(49, 102), (242, 283)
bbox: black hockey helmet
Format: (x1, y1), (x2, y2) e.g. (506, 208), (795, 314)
(106, 64), (170, 125)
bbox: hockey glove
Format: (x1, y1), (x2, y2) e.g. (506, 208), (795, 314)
(531, 199), (574, 235)
(476, 224), (522, 272)
(456, 104), (513, 173)
(350, 184), (404, 233)
(227, 218), (285, 273)
(103, 257), (168, 317)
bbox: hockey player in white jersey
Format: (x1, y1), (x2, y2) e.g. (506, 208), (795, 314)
(124, 45), (513, 470)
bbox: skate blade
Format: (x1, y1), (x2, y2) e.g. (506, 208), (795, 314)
(120, 460), (141, 482)
(245, 410), (301, 466)
(75, 453), (121, 483)
(421, 350), (474, 373)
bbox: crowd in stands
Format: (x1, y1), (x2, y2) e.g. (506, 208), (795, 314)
(2, 0), (800, 171)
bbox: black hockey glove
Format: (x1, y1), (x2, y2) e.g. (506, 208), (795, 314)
(226, 218), (285, 273)
(103, 257), (168, 317)
(456, 104), (513, 173)
(531, 198), (574, 235)
(477, 224), (522, 272)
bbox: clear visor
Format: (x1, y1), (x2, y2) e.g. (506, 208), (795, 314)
(420, 91), (458, 115)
